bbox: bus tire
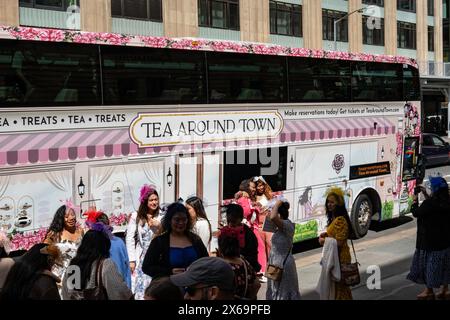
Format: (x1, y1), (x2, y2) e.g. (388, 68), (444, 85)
(351, 194), (373, 238)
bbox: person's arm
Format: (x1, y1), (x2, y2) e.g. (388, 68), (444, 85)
(269, 200), (284, 231)
(141, 235), (171, 278)
(196, 220), (211, 251)
(125, 212), (137, 273)
(411, 198), (430, 218)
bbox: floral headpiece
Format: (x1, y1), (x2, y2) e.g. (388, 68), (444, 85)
(83, 208), (104, 224)
(0, 230), (11, 255)
(253, 176), (267, 184)
(139, 184), (157, 204)
(60, 199), (80, 214)
(325, 186), (345, 207)
(429, 176), (448, 194)
(40, 244), (63, 267)
(220, 225), (245, 248)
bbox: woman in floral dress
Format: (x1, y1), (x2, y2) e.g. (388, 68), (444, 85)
(126, 185), (162, 300)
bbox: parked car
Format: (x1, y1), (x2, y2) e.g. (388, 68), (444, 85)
(422, 133), (450, 167)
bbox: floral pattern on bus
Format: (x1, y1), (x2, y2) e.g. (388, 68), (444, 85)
(404, 103), (420, 137)
(0, 25), (418, 68)
(9, 227), (47, 251)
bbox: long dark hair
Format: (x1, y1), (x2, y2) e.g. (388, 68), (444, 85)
(0, 247), (7, 259)
(161, 202), (195, 241)
(1, 243), (51, 300)
(45, 205), (67, 242)
(137, 189), (160, 225)
(218, 233), (240, 258)
(185, 196), (212, 244)
(69, 230), (110, 289)
(325, 196), (355, 240)
(299, 187), (312, 205)
(238, 179), (256, 201)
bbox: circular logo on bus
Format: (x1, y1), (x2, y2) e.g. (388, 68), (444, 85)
(332, 154), (345, 174)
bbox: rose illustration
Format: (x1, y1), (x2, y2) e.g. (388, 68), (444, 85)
(332, 154), (345, 174)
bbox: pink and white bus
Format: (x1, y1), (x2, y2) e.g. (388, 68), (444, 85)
(0, 25), (421, 251)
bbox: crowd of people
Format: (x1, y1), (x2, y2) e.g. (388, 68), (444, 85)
(0, 175), (448, 301)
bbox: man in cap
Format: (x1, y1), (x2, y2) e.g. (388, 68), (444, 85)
(170, 256), (236, 300)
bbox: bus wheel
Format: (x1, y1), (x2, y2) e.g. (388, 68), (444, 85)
(351, 194), (373, 238)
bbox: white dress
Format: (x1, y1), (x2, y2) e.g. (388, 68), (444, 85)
(192, 218), (211, 251)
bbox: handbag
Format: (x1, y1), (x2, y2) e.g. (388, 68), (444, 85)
(340, 240), (360, 287)
(71, 259), (108, 300)
(265, 247), (291, 282)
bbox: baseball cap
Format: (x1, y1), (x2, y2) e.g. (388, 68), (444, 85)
(170, 257), (235, 292)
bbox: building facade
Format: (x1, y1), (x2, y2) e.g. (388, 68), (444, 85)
(0, 0), (448, 135)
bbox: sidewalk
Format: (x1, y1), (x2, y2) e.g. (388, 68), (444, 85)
(257, 217), (422, 300)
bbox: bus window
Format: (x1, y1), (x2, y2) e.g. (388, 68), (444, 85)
(352, 61), (403, 101)
(222, 147), (287, 200)
(207, 52), (286, 103)
(288, 57), (351, 102)
(102, 47), (206, 105)
(0, 40), (100, 107)
(403, 64), (421, 101)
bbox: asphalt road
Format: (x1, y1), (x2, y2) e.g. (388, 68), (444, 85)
(257, 165), (449, 300)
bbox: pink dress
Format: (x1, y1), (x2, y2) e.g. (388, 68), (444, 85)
(236, 196), (267, 273)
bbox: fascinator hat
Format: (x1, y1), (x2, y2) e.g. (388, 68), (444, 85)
(0, 230), (11, 255)
(325, 186), (345, 207)
(83, 209), (113, 239)
(253, 176), (267, 184)
(139, 184), (158, 204)
(429, 176), (448, 194)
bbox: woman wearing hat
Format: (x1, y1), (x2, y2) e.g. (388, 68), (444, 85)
(126, 184), (163, 300)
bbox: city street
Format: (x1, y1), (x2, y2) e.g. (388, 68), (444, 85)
(258, 165), (450, 300)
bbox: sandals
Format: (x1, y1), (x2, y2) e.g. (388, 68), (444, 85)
(416, 293), (435, 300)
(435, 292), (450, 300)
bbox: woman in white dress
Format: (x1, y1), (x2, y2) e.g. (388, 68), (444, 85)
(44, 202), (84, 289)
(185, 196), (212, 252)
(126, 184), (162, 300)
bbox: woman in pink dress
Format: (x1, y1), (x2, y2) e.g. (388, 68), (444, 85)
(235, 179), (267, 278)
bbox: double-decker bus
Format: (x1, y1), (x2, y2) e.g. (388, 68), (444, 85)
(0, 25), (421, 250)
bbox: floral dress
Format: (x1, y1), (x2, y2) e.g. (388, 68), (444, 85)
(327, 216), (353, 300)
(134, 222), (160, 300)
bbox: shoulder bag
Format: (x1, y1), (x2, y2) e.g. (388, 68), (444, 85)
(340, 240), (361, 287)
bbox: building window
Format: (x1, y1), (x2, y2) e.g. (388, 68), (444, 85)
(270, 1), (302, 37)
(19, 0), (78, 11)
(363, 16), (384, 46)
(397, 0), (416, 12)
(428, 26), (435, 51)
(398, 22), (416, 49)
(323, 9), (348, 42)
(428, 0), (434, 16)
(362, 0), (384, 6)
(111, 0), (162, 22)
(198, 0), (240, 30)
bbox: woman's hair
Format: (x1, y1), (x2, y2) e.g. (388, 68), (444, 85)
(255, 178), (273, 200)
(277, 201), (290, 220)
(185, 196), (212, 244)
(299, 187), (312, 205)
(45, 205), (68, 242)
(161, 202), (194, 239)
(144, 277), (183, 300)
(1, 243), (52, 300)
(69, 230), (111, 289)
(325, 194), (356, 239)
(144, 276), (183, 300)
(224, 204), (244, 224)
(137, 188), (160, 224)
(218, 232), (240, 258)
(0, 247), (7, 259)
(238, 179), (256, 201)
